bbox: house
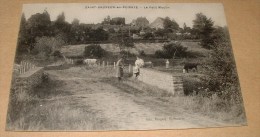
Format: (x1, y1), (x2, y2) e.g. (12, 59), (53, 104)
(149, 17), (165, 29)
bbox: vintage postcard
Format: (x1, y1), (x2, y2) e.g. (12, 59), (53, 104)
(6, 3), (247, 131)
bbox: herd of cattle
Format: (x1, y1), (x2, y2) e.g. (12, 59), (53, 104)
(83, 58), (198, 73)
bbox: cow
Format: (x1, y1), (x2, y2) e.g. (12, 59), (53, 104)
(84, 59), (97, 66)
(183, 63), (198, 73)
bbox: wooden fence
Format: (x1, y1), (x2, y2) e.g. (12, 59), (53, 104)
(15, 61), (37, 75)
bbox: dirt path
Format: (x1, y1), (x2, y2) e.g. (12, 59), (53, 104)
(45, 68), (226, 130)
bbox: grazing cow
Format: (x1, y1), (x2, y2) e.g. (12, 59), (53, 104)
(183, 63), (198, 73)
(144, 61), (153, 68)
(84, 59), (97, 66)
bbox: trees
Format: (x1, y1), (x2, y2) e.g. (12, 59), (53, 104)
(154, 28), (165, 39)
(54, 12), (70, 33)
(89, 27), (109, 42)
(192, 13), (214, 49)
(56, 12), (65, 24)
(26, 10), (51, 52)
(183, 23), (192, 33)
(110, 17), (125, 25)
(34, 36), (65, 58)
(143, 32), (154, 39)
(117, 35), (134, 58)
(27, 10), (51, 37)
(53, 12), (71, 42)
(199, 26), (242, 102)
(84, 44), (106, 58)
(69, 18), (81, 43)
(155, 42), (188, 58)
(132, 17), (149, 27)
(163, 17), (179, 33)
(17, 13), (30, 53)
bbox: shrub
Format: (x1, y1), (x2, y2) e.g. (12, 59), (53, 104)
(84, 44), (106, 58)
(75, 59), (84, 65)
(52, 50), (63, 58)
(201, 31), (241, 101)
(34, 36), (65, 58)
(119, 50), (135, 58)
(183, 76), (203, 95)
(138, 50), (146, 57)
(155, 41), (188, 58)
(42, 72), (49, 83)
(186, 51), (204, 58)
(154, 50), (165, 58)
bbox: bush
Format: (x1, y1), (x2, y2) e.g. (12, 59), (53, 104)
(155, 41), (188, 58)
(154, 50), (165, 58)
(34, 36), (65, 58)
(183, 76), (203, 95)
(138, 50), (146, 57)
(119, 50), (135, 58)
(52, 50), (63, 58)
(75, 59), (84, 65)
(84, 44), (106, 58)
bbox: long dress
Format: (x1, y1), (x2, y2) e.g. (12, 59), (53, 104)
(133, 58), (144, 77)
(116, 59), (124, 78)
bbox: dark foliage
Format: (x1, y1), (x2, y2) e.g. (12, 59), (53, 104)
(119, 50), (135, 58)
(163, 17), (179, 33)
(138, 50), (146, 57)
(143, 32), (154, 39)
(155, 42), (188, 58)
(75, 59), (84, 65)
(84, 44), (106, 58)
(110, 17), (125, 25)
(192, 13), (214, 49)
(52, 50), (63, 58)
(198, 26), (242, 102)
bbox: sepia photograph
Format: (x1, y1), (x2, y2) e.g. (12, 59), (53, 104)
(6, 3), (247, 131)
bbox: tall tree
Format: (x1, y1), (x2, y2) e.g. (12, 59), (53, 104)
(72, 18), (80, 26)
(70, 18), (81, 43)
(54, 12), (70, 33)
(183, 23), (187, 31)
(27, 10), (51, 51)
(163, 17), (179, 33)
(133, 17), (149, 27)
(17, 13), (29, 53)
(192, 13), (214, 49)
(56, 12), (65, 24)
(53, 12), (71, 44)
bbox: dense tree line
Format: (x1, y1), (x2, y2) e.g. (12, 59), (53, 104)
(17, 11), (110, 56)
(17, 11), (223, 59)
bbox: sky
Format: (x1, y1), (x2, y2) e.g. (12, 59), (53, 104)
(22, 3), (227, 28)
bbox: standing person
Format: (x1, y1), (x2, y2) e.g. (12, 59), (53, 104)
(133, 56), (144, 78)
(133, 65), (140, 78)
(116, 57), (124, 81)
